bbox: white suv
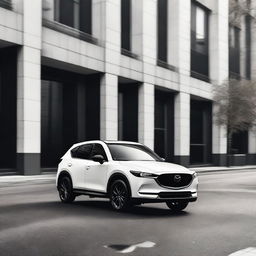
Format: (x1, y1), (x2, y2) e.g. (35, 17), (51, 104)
(56, 140), (198, 212)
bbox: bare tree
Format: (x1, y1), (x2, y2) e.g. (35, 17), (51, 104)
(213, 79), (256, 166)
(229, 0), (253, 26)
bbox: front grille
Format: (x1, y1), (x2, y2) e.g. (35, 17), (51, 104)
(157, 174), (193, 188)
(159, 192), (192, 199)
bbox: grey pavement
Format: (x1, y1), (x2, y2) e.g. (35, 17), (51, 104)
(1, 169), (256, 255)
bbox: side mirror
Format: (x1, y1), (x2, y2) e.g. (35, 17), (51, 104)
(91, 155), (105, 164)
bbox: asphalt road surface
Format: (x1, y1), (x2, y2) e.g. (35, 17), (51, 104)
(1, 170), (256, 256)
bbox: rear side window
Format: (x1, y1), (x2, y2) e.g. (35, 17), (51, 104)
(71, 144), (93, 159)
(91, 144), (108, 161)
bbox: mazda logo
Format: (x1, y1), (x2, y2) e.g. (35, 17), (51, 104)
(174, 175), (181, 183)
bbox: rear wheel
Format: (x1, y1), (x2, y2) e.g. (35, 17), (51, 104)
(166, 201), (188, 212)
(110, 179), (130, 211)
(58, 176), (76, 203)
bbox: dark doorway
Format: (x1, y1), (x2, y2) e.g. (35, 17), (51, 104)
(118, 83), (138, 142)
(0, 47), (17, 171)
(154, 90), (174, 161)
(41, 67), (100, 168)
(231, 130), (248, 154)
(190, 99), (212, 165)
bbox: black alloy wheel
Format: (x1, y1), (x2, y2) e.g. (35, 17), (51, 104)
(166, 201), (188, 212)
(110, 179), (130, 211)
(58, 176), (76, 203)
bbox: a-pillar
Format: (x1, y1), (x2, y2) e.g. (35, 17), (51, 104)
(17, 0), (42, 175)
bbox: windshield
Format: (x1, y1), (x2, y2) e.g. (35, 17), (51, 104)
(107, 143), (163, 161)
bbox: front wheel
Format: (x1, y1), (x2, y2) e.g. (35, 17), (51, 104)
(58, 176), (76, 203)
(166, 201), (188, 212)
(110, 180), (130, 211)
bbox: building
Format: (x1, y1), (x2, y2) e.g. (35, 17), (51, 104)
(0, 0), (255, 175)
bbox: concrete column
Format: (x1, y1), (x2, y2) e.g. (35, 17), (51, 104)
(248, 129), (256, 164)
(100, 73), (118, 140)
(174, 92), (190, 166)
(42, 0), (54, 20)
(168, 0), (191, 76)
(212, 104), (228, 166)
(210, 0), (229, 165)
(248, 1), (256, 164)
(131, 0), (143, 56)
(138, 83), (154, 150)
(93, 0), (121, 75)
(141, 0), (157, 65)
(240, 16), (246, 79)
(136, 0), (156, 150)
(251, 0), (256, 80)
(17, 0), (42, 175)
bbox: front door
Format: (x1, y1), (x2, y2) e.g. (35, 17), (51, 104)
(84, 144), (109, 193)
(70, 143), (93, 189)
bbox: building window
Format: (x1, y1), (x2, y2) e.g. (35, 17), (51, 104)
(0, 0), (12, 10)
(121, 0), (131, 52)
(157, 0), (168, 63)
(229, 26), (240, 79)
(191, 2), (209, 82)
(55, 0), (92, 34)
(245, 15), (251, 80)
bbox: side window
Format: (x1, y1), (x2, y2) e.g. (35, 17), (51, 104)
(91, 144), (108, 161)
(71, 144), (93, 160)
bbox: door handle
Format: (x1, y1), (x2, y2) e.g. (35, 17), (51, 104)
(68, 163), (72, 167)
(86, 166), (90, 170)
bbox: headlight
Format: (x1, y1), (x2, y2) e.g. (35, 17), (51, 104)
(192, 172), (197, 178)
(130, 171), (158, 178)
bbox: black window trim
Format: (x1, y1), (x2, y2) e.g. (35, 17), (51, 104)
(91, 143), (109, 162)
(71, 143), (109, 162)
(71, 143), (94, 160)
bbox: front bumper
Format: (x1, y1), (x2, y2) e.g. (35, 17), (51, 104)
(130, 175), (198, 203)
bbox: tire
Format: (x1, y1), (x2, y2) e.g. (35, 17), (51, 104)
(166, 201), (188, 212)
(109, 179), (130, 211)
(58, 176), (76, 203)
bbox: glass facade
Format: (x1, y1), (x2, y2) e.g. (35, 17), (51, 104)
(229, 26), (240, 78)
(121, 0), (131, 52)
(55, 0), (92, 34)
(191, 2), (209, 82)
(157, 0), (168, 63)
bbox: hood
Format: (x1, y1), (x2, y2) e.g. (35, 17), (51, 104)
(118, 161), (193, 175)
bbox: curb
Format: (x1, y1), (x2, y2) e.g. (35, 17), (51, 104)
(190, 166), (256, 174)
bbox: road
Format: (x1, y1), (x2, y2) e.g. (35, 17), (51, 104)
(1, 170), (256, 256)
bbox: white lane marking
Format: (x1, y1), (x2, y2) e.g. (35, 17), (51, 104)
(104, 241), (156, 254)
(228, 247), (256, 256)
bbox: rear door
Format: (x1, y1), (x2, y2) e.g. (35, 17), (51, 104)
(84, 143), (109, 193)
(70, 144), (93, 189)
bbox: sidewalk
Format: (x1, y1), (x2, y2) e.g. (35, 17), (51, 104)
(0, 174), (56, 184)
(0, 165), (256, 183)
(190, 165), (256, 173)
